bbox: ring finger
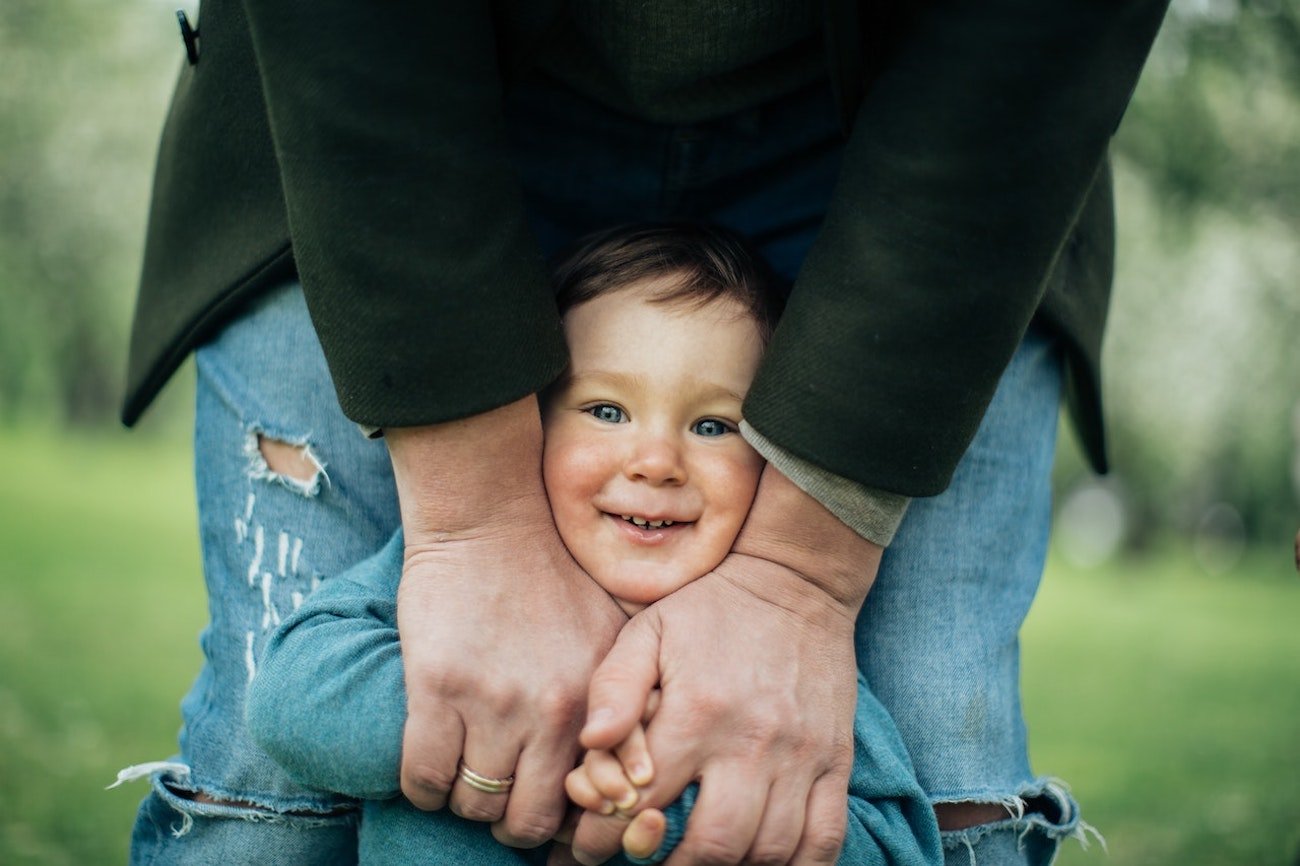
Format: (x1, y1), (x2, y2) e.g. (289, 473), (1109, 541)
(449, 732), (521, 823)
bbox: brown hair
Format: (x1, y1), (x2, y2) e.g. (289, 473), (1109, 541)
(551, 222), (784, 342)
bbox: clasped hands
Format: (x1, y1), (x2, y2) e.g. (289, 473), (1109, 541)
(389, 410), (880, 866)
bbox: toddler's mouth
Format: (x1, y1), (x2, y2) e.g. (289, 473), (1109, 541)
(602, 512), (694, 531)
(620, 514), (675, 528)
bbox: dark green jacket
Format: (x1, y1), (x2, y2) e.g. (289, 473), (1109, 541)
(124, 0), (1169, 497)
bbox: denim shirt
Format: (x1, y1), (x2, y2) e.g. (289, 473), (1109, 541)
(246, 530), (941, 865)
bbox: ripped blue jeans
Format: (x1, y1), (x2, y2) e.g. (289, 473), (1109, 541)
(856, 324), (1092, 865)
(126, 286), (401, 864)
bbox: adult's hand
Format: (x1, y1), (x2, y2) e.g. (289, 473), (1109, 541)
(570, 465), (883, 865)
(389, 398), (627, 848)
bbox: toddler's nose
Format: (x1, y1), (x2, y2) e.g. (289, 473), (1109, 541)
(624, 434), (686, 486)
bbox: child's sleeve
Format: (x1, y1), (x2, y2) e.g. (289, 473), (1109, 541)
(624, 675), (942, 866)
(246, 531), (408, 800)
(838, 674), (944, 865)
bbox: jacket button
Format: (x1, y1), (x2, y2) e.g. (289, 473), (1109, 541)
(176, 9), (200, 65)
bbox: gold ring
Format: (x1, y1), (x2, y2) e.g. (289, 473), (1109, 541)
(457, 762), (515, 794)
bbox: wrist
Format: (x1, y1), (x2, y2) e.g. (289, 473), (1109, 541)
(386, 396), (549, 538)
(731, 463), (882, 615)
(739, 421), (910, 546)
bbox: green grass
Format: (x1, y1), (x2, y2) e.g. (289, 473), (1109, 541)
(1, 425), (1297, 865)
(1023, 547), (1300, 866)
(0, 426), (204, 865)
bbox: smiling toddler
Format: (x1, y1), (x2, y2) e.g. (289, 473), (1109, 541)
(541, 224), (779, 615)
(247, 224), (940, 866)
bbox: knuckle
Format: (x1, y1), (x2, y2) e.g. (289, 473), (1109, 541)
(683, 833), (746, 865)
(723, 719), (794, 761)
(747, 842), (796, 865)
(403, 762), (456, 797)
(475, 679), (522, 716)
(402, 787), (444, 811)
(688, 688), (730, 722)
(537, 685), (584, 727)
(801, 826), (845, 863)
(499, 809), (563, 847)
(408, 665), (470, 703)
(750, 716), (793, 748)
(450, 798), (503, 823)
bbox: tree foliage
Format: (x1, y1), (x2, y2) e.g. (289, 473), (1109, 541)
(0, 1), (1295, 539)
(1095, 0), (1300, 544)
(0, 1), (179, 424)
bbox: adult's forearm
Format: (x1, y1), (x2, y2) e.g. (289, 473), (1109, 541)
(731, 461), (884, 614)
(385, 397), (551, 536)
(240, 1), (567, 427)
(745, 0), (1171, 497)
(741, 421), (910, 547)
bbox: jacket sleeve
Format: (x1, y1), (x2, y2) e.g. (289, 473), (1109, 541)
(743, 0), (1170, 496)
(238, 0), (568, 428)
(246, 532), (407, 800)
(625, 676), (941, 866)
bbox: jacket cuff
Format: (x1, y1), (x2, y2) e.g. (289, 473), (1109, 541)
(740, 421), (910, 546)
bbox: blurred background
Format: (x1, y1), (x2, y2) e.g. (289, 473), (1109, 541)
(1, 1), (1297, 863)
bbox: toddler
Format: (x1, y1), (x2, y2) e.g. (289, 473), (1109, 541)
(247, 223), (941, 865)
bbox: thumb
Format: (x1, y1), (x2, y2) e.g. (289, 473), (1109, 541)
(582, 612), (662, 751)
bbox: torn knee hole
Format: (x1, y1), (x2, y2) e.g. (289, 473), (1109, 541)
(246, 432), (328, 496)
(168, 784), (353, 818)
(935, 801), (1018, 830)
(171, 786), (260, 809)
(935, 793), (1065, 831)
(258, 436), (320, 482)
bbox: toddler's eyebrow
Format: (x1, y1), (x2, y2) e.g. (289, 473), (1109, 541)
(570, 370), (744, 404)
(569, 370), (649, 391)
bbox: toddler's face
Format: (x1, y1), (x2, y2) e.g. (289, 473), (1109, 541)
(542, 280), (766, 614)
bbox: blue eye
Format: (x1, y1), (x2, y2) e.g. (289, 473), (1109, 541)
(587, 404), (626, 424)
(693, 419), (732, 437)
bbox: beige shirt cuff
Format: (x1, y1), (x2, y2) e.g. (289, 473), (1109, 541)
(740, 421), (910, 547)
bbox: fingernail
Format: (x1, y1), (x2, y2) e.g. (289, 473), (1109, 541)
(625, 839), (654, 859)
(628, 763), (653, 786)
(615, 789), (639, 811)
(599, 799), (616, 816)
